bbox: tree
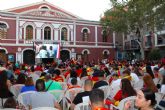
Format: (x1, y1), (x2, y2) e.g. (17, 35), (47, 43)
(101, 0), (165, 59)
(148, 49), (161, 61)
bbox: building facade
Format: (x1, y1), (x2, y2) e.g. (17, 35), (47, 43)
(0, 1), (115, 65)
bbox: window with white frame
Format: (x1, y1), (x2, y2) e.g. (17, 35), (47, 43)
(61, 27), (68, 41)
(82, 29), (89, 41)
(26, 25), (33, 40)
(0, 22), (8, 39)
(44, 26), (51, 40)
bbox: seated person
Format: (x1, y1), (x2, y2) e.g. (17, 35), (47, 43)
(93, 70), (108, 89)
(122, 69), (132, 81)
(52, 69), (64, 82)
(68, 78), (81, 90)
(109, 73), (119, 84)
(106, 78), (136, 106)
(29, 79), (61, 109)
(124, 88), (156, 110)
(21, 77), (36, 93)
(70, 79), (93, 110)
(45, 74), (62, 91)
(90, 89), (108, 110)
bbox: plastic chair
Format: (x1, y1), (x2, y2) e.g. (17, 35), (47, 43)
(99, 85), (111, 99)
(0, 98), (7, 108)
(65, 88), (83, 103)
(153, 78), (160, 85)
(32, 107), (58, 110)
(65, 88), (83, 109)
(110, 96), (137, 110)
(17, 91), (36, 109)
(10, 84), (24, 99)
(155, 92), (164, 103)
(59, 82), (67, 90)
(74, 103), (91, 110)
(48, 90), (65, 103)
(134, 79), (144, 90)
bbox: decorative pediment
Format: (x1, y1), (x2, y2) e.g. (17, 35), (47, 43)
(20, 9), (75, 19)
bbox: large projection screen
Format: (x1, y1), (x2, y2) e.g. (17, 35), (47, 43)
(35, 44), (60, 59)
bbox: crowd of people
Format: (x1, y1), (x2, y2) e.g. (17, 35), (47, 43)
(0, 58), (165, 110)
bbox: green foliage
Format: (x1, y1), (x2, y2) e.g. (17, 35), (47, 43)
(148, 49), (161, 60)
(101, 0), (165, 33)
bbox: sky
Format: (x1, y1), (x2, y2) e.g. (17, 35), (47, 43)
(0, 0), (111, 21)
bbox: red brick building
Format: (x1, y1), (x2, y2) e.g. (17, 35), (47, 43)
(0, 1), (115, 64)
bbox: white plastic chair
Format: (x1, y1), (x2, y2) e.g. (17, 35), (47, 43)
(32, 107), (58, 110)
(110, 96), (137, 110)
(10, 84), (24, 99)
(0, 98), (7, 108)
(155, 92), (164, 103)
(65, 88), (83, 109)
(65, 88), (84, 103)
(153, 78), (160, 85)
(48, 90), (65, 103)
(17, 91), (36, 109)
(74, 103), (91, 110)
(99, 85), (111, 99)
(59, 82), (67, 90)
(133, 79), (144, 90)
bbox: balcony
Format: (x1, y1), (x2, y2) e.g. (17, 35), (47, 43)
(156, 34), (165, 46)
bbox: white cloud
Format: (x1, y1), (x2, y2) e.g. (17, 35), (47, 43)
(0, 0), (111, 21)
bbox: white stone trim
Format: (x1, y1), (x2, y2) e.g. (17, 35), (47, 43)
(41, 23), (54, 41)
(0, 21), (10, 28)
(95, 26), (98, 46)
(82, 49), (90, 54)
(103, 49), (110, 55)
(73, 22), (76, 45)
(23, 22), (36, 41)
(59, 25), (70, 41)
(19, 18), (101, 26)
(81, 27), (91, 33)
(0, 47), (8, 54)
(39, 5), (51, 10)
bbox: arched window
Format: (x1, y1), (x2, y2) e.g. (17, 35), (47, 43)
(26, 25), (33, 40)
(41, 6), (49, 9)
(103, 51), (108, 59)
(0, 23), (7, 39)
(102, 30), (107, 42)
(82, 29), (88, 41)
(44, 26), (51, 40)
(61, 27), (67, 41)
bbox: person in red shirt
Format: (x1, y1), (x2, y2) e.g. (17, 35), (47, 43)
(52, 69), (64, 82)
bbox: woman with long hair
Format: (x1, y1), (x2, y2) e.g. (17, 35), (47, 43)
(106, 78), (136, 106)
(124, 88), (156, 110)
(0, 70), (13, 99)
(143, 74), (158, 93)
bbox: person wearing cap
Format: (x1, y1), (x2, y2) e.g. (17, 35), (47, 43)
(93, 70), (108, 89)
